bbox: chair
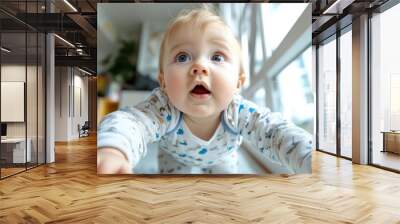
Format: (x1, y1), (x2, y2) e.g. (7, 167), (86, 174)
(78, 121), (90, 138)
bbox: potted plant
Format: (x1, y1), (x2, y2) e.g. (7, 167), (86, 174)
(101, 38), (138, 101)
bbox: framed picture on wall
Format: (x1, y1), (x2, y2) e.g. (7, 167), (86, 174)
(1, 81), (25, 122)
(97, 3), (313, 175)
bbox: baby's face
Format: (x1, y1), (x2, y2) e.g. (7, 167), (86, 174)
(159, 22), (243, 119)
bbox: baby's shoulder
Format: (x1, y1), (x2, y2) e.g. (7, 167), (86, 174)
(136, 88), (175, 110)
(227, 94), (271, 116)
(223, 94), (274, 132)
(120, 88), (180, 122)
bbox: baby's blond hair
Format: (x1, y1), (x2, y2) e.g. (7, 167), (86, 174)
(158, 6), (245, 80)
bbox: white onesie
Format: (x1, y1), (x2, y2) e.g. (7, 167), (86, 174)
(98, 88), (312, 174)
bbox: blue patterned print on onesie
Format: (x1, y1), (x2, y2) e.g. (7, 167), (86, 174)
(198, 148), (207, 155)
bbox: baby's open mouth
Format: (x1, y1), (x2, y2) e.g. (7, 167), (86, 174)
(191, 85), (211, 95)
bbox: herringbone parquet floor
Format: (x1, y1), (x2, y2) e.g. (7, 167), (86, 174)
(1, 135), (400, 223)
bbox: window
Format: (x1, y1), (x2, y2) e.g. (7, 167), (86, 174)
(220, 3), (311, 118)
(0, 1), (47, 179)
(317, 36), (337, 155)
(340, 28), (352, 158)
(261, 4), (307, 58)
(276, 47), (313, 130)
(371, 3), (400, 171)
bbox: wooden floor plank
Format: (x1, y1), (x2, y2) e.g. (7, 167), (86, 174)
(0, 135), (400, 223)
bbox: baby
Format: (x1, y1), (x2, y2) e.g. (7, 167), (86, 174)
(97, 7), (312, 174)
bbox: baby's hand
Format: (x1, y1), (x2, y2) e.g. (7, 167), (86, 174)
(97, 148), (132, 174)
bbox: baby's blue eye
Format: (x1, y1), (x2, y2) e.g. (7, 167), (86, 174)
(175, 53), (191, 63)
(211, 54), (224, 62)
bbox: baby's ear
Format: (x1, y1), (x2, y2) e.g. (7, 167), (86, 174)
(237, 73), (246, 89)
(158, 72), (165, 89)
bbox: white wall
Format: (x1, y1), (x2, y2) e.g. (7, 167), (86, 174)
(55, 67), (68, 141)
(72, 73), (89, 138)
(55, 67), (89, 141)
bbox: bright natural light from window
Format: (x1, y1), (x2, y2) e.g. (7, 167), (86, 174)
(276, 47), (313, 125)
(261, 4), (307, 57)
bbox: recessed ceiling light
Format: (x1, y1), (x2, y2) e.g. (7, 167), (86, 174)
(54, 34), (75, 48)
(323, 0), (354, 15)
(78, 67), (93, 76)
(1, 47), (11, 53)
(63, 0), (78, 12)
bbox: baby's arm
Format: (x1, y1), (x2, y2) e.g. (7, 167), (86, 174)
(97, 89), (178, 174)
(237, 99), (312, 173)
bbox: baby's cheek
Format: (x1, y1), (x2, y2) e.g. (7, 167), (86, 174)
(217, 90), (236, 110)
(165, 75), (186, 104)
(213, 75), (238, 105)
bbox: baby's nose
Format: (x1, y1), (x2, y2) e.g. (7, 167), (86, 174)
(191, 64), (209, 76)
